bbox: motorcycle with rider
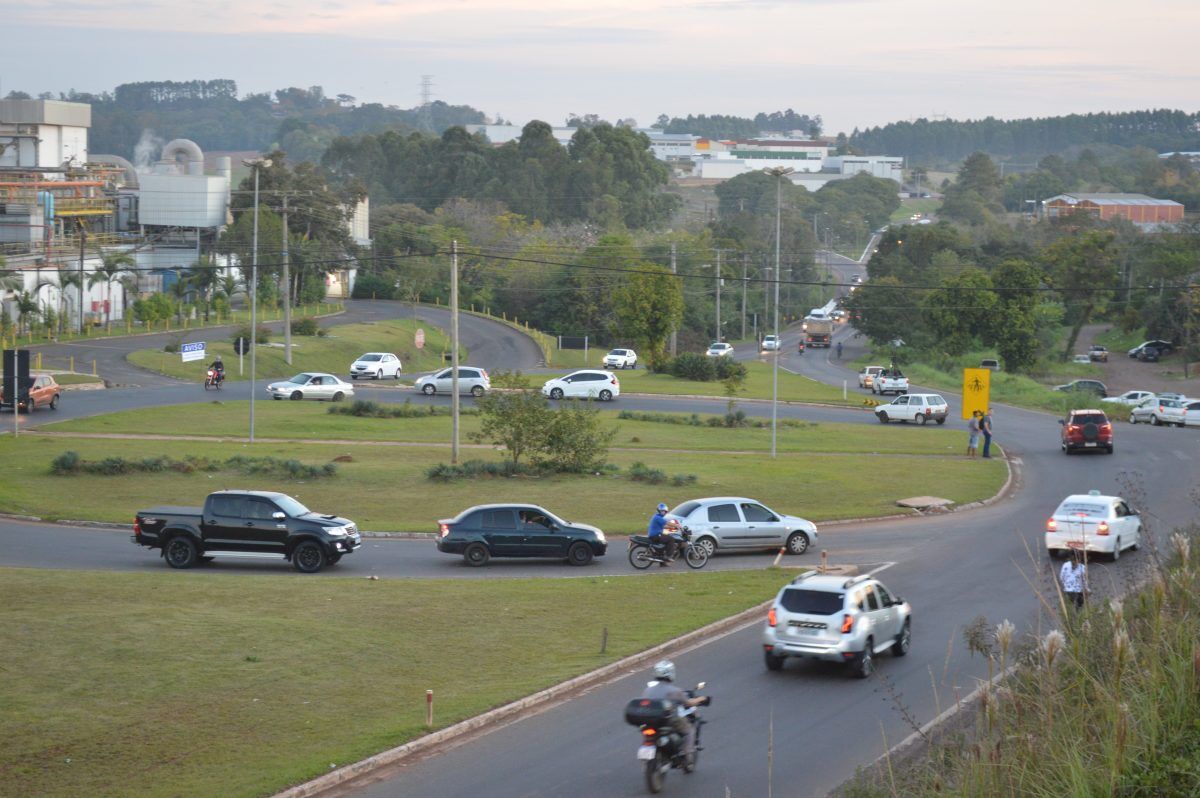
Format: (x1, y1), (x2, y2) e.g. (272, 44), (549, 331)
(624, 659), (711, 793)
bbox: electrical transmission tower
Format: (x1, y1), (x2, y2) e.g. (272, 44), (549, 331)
(419, 75), (435, 132)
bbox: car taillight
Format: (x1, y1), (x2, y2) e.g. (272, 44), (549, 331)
(611, 376), (618, 385)
(1068, 425), (1079, 432)
(1101, 424), (1112, 432)
(841, 614), (854, 634)
(1047, 518), (1057, 532)
(481, 370), (489, 379)
(133, 518), (141, 534)
(438, 523), (450, 538)
(1097, 522), (1110, 536)
(768, 607), (777, 627)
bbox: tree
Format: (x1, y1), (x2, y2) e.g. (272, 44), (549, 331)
(184, 256), (220, 322)
(471, 379), (553, 465)
(612, 263), (684, 369)
(15, 291), (39, 335)
(87, 250), (136, 329)
(534, 400), (616, 473)
(922, 268), (997, 356)
(1042, 231), (1120, 359)
(989, 258), (1044, 372)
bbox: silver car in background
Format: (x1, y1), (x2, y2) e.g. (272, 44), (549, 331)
(669, 497), (817, 557)
(414, 367), (490, 397)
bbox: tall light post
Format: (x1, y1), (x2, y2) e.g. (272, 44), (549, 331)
(242, 157), (272, 443)
(763, 167), (793, 458)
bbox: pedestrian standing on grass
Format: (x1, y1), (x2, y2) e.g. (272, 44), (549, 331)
(1060, 552), (1087, 610)
(981, 408), (994, 458)
(967, 411), (981, 458)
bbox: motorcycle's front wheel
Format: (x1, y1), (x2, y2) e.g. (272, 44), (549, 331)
(684, 545), (709, 569)
(628, 544), (653, 570)
(644, 750), (665, 793)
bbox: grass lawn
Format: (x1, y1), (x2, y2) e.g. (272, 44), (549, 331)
(126, 319), (460, 383)
(1, 434), (1005, 530)
(556, 361), (858, 405)
(0, 567), (786, 798)
(50, 400), (968, 456)
(1094, 326), (1144, 353)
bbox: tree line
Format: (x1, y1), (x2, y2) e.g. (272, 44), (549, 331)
(653, 109), (822, 139)
(851, 110), (1200, 165)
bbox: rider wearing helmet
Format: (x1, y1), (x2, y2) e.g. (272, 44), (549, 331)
(647, 503), (673, 566)
(639, 659), (704, 757)
(209, 356), (225, 386)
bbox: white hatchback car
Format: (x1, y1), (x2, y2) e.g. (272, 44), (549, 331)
(541, 370), (620, 401)
(267, 372), (355, 401)
(706, 342), (734, 358)
(1129, 396), (1187, 426)
(1045, 491), (1142, 560)
(349, 352), (402, 380)
(414, 367), (490, 397)
(761, 335), (781, 352)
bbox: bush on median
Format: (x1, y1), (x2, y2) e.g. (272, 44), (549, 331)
(50, 451), (337, 479)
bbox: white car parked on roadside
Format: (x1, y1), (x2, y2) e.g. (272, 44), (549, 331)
(541, 370), (620, 401)
(1102, 390), (1155, 408)
(349, 352), (402, 380)
(1045, 491), (1142, 560)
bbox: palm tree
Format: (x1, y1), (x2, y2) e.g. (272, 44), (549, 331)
(0, 262), (20, 342)
(56, 268), (82, 336)
(118, 274), (139, 327)
(184, 255), (219, 323)
(217, 271), (245, 310)
(15, 291), (39, 335)
(167, 270), (191, 325)
(88, 251), (136, 330)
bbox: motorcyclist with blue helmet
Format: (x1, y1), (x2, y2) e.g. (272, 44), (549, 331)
(647, 503), (679, 565)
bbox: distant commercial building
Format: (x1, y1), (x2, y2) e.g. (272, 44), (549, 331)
(1043, 193), (1185, 226)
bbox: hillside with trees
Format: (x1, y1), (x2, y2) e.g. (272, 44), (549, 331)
(654, 109), (822, 139)
(850, 110), (1200, 164)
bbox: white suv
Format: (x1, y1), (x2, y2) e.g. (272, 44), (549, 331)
(762, 572), (912, 679)
(541, 370), (620, 401)
(602, 348), (638, 369)
(761, 335), (781, 352)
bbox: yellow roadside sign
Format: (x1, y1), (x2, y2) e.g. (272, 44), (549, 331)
(961, 368), (990, 420)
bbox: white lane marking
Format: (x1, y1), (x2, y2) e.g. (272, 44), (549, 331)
(864, 561), (898, 577)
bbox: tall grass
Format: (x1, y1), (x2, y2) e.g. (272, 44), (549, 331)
(841, 519), (1200, 797)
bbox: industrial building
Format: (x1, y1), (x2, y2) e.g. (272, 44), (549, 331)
(1043, 193), (1185, 227)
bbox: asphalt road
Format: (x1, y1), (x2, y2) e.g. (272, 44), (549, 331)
(6, 297), (1199, 797)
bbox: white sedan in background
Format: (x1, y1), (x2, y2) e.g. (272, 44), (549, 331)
(1102, 390), (1155, 408)
(268, 372), (355, 401)
(761, 335), (781, 351)
(706, 342), (734, 358)
(349, 352), (402, 380)
(1045, 491), (1142, 560)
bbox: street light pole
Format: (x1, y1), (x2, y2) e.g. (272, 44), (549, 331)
(763, 167), (793, 458)
(243, 157), (272, 443)
(715, 248), (722, 342)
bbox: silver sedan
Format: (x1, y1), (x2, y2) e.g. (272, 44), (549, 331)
(267, 372), (355, 402)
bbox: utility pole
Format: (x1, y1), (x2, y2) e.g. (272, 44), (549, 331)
(243, 156), (272, 444)
(281, 194), (292, 365)
(669, 242), (678, 356)
(450, 239), (460, 465)
(763, 166), (794, 458)
(715, 248), (722, 342)
(741, 252), (748, 341)
(77, 220), (86, 333)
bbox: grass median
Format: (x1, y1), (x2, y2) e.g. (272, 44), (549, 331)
(4, 432), (1004, 530)
(550, 361), (858, 404)
(126, 319), (459, 383)
(0, 567), (785, 798)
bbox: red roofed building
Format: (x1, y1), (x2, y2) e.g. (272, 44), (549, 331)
(1044, 193), (1184, 225)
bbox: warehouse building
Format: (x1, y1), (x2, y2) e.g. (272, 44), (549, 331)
(1043, 193), (1185, 226)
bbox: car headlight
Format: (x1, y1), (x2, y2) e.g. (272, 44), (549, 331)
(595, 530), (606, 544)
(326, 526), (348, 536)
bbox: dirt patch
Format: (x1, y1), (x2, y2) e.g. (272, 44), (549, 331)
(1076, 324), (1199, 396)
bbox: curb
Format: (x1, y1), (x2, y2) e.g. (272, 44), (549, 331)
(272, 598), (775, 798)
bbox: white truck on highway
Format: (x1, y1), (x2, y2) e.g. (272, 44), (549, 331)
(804, 318), (834, 347)
(872, 368), (909, 396)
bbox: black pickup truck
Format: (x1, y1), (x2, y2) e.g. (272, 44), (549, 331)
(132, 490), (361, 573)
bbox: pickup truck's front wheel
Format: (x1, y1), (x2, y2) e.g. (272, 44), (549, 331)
(292, 541), (326, 573)
(164, 536), (198, 569)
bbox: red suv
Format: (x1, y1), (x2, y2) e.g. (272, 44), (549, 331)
(1059, 409), (1113, 455)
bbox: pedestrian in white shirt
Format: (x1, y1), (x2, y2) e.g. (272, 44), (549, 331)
(1059, 552), (1087, 610)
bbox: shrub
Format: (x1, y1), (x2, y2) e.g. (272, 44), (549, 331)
(49, 452), (336, 479)
(290, 317), (320, 336)
(713, 357), (747, 381)
(626, 461), (696, 486)
(426, 459), (542, 481)
(328, 399), (473, 419)
(352, 273), (396, 300)
(669, 352), (717, 382)
(534, 399), (616, 473)
(50, 451), (80, 474)
(232, 325), (271, 345)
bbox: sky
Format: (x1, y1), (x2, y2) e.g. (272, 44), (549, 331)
(4, 0), (1199, 133)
